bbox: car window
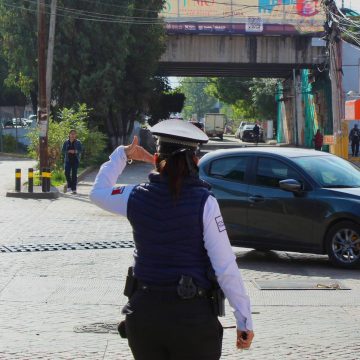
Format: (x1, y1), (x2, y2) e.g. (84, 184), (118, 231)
(256, 157), (302, 188)
(293, 156), (360, 188)
(209, 156), (248, 183)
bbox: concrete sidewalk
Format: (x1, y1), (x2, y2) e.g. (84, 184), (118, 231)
(0, 157), (359, 359)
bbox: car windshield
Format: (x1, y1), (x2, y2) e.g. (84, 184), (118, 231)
(293, 156), (360, 188)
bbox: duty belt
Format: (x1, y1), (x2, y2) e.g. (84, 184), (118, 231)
(137, 280), (210, 300)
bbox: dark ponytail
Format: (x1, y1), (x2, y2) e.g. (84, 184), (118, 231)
(156, 152), (198, 200)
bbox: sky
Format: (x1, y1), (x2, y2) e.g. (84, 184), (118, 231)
(336, 0), (360, 13)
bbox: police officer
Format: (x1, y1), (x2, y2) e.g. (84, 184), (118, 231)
(90, 120), (254, 360)
(349, 123), (360, 157)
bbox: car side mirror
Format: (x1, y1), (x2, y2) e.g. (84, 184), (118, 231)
(279, 179), (302, 193)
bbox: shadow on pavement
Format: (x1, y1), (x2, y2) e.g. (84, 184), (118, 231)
(59, 192), (92, 204)
(234, 249), (359, 280)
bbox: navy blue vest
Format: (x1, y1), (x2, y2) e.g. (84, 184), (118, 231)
(127, 173), (213, 289)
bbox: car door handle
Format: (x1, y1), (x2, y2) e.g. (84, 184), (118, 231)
(248, 195), (265, 203)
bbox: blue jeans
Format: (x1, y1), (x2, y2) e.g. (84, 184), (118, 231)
(65, 160), (79, 191)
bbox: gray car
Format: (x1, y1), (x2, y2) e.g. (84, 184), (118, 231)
(199, 147), (360, 268)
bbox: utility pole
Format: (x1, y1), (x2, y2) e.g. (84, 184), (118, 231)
(46, 0), (57, 110)
(38, 0), (48, 170)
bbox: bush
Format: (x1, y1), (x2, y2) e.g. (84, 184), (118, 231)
(1, 134), (27, 153)
(50, 166), (67, 187)
(27, 103), (107, 168)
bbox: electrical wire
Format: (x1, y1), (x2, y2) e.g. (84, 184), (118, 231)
(1, 0), (327, 25)
(1, 1), (166, 24)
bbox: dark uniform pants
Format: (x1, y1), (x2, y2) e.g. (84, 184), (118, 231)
(125, 289), (223, 360)
(351, 140), (359, 156)
(64, 160), (78, 191)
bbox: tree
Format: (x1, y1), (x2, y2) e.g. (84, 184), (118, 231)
(250, 78), (278, 120)
(205, 77), (277, 120)
(0, 56), (27, 106)
(179, 78), (217, 120)
(147, 78), (186, 126)
(0, 0), (166, 148)
(0, 0), (38, 111)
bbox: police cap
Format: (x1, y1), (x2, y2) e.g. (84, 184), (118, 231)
(150, 119), (208, 156)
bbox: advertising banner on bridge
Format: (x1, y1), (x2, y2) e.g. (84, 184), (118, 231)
(162, 0), (325, 35)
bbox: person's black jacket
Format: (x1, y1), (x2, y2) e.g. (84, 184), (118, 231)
(349, 128), (360, 143)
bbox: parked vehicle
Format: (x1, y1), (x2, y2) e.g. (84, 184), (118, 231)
(240, 124), (264, 142)
(3, 118), (28, 128)
(199, 147), (360, 268)
(204, 113), (226, 140)
(25, 114), (37, 127)
(235, 121), (251, 139)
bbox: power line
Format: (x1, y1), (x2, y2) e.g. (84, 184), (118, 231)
(1, 1), (166, 25)
(1, 0), (327, 25)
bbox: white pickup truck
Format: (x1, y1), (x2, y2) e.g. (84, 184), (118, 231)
(204, 113), (226, 140)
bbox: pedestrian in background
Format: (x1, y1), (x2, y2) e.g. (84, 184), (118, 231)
(62, 129), (82, 194)
(90, 120), (254, 360)
(349, 123), (360, 157)
(313, 129), (323, 151)
(253, 122), (260, 145)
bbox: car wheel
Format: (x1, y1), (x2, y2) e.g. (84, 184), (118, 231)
(325, 221), (360, 268)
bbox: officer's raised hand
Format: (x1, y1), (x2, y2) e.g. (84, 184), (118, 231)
(237, 329), (254, 350)
(124, 136), (154, 164)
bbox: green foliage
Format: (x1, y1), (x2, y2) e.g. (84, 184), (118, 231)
(50, 168), (66, 187)
(205, 77), (278, 121)
(0, 0), (37, 101)
(0, 56), (27, 106)
(147, 80), (186, 125)
(250, 78), (278, 119)
(2, 134), (19, 152)
(179, 78), (217, 120)
(0, 0), (166, 147)
(27, 104), (107, 168)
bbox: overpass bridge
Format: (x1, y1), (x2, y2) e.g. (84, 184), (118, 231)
(159, 0), (327, 78)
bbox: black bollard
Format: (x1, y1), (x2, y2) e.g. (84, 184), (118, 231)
(28, 168), (34, 193)
(15, 169), (21, 192)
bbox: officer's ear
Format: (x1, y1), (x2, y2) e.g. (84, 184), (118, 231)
(193, 155), (199, 165)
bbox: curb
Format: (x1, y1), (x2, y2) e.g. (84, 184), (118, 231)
(0, 152), (31, 159)
(5, 166), (96, 199)
(6, 186), (60, 199)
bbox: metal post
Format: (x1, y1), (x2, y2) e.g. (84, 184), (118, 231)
(15, 169), (21, 192)
(28, 168), (34, 193)
(38, 0), (48, 171)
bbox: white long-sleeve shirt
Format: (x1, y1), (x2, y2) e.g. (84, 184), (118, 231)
(90, 146), (253, 331)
